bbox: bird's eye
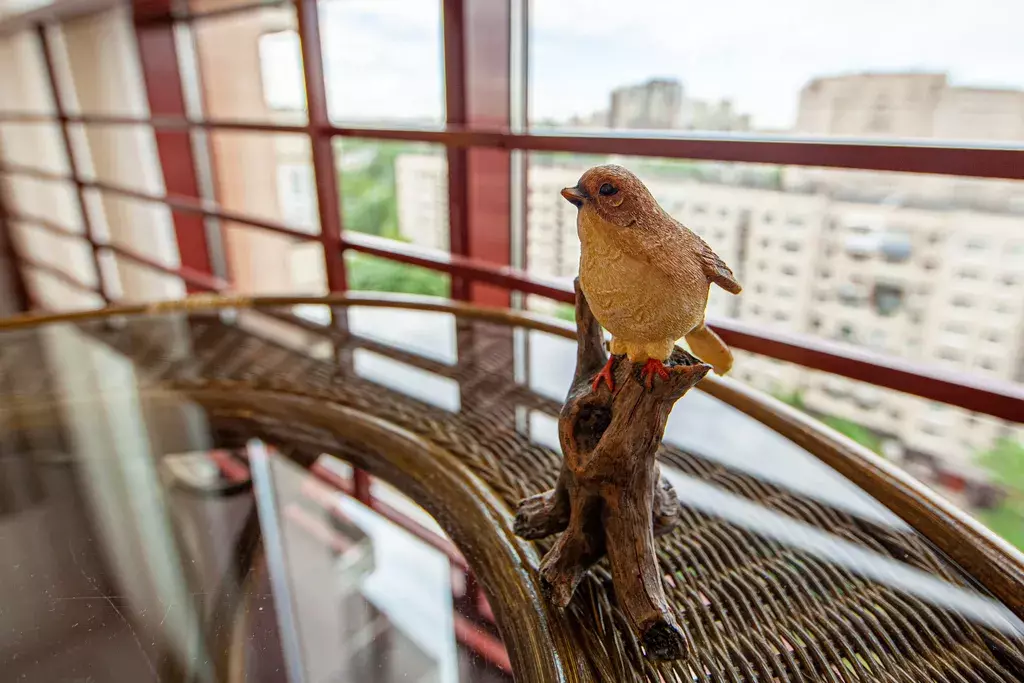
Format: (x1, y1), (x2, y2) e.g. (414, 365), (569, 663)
(599, 183), (617, 196)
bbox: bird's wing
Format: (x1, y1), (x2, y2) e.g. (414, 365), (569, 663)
(697, 236), (742, 294)
(627, 215), (742, 294)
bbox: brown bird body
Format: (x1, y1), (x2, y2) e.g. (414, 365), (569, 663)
(561, 165), (741, 387)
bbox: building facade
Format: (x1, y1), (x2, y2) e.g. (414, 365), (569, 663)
(797, 71), (1024, 142)
(609, 78), (683, 130)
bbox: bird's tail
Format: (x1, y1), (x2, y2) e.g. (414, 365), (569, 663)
(685, 323), (733, 375)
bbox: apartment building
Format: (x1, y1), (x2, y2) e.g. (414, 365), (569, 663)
(395, 154), (450, 253)
(797, 72), (1024, 141)
(609, 78), (684, 130)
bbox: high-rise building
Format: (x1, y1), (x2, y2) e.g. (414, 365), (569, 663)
(797, 71), (1024, 141)
(395, 154), (450, 251)
(604, 78), (751, 132)
(609, 78), (683, 129)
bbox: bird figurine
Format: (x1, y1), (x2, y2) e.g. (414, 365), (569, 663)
(561, 164), (742, 391)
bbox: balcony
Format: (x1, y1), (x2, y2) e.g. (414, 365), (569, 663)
(1, 1), (1024, 680)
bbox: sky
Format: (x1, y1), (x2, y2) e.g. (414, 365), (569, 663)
(265, 0), (1024, 130)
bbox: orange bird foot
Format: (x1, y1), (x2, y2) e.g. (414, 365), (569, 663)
(591, 355), (616, 392)
(640, 358), (670, 390)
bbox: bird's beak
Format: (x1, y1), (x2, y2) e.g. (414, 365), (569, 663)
(561, 186), (586, 208)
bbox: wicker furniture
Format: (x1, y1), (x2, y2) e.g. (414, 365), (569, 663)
(1, 296), (1023, 682)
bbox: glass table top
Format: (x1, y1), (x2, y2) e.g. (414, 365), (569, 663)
(0, 302), (1021, 682)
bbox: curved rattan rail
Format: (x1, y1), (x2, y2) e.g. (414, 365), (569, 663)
(3, 294), (1024, 682)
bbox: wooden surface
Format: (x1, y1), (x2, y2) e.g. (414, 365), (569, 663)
(515, 280), (709, 659)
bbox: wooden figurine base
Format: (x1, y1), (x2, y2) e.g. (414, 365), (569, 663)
(514, 279), (710, 661)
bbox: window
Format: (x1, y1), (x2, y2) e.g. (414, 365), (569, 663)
(321, 0), (445, 124)
(958, 268), (982, 280)
(966, 238), (987, 251)
(951, 295), (972, 308)
(880, 232), (912, 263)
(783, 240), (801, 252)
(838, 284), (862, 306)
(872, 283), (904, 316)
(276, 163), (317, 232)
(781, 265), (797, 276)
(938, 347), (963, 362)
(258, 31), (305, 112)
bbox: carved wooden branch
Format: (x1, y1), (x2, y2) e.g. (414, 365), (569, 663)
(514, 278), (710, 661)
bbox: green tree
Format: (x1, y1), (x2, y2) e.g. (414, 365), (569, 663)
(553, 303), (576, 323)
(346, 253), (448, 297)
(819, 415), (884, 454)
(338, 139), (436, 240)
(977, 502), (1024, 551)
(974, 438), (1024, 551)
(977, 439), (1024, 495)
(774, 390), (882, 454)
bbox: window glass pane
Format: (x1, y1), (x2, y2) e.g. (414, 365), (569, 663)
(11, 221), (97, 289)
(0, 176), (81, 230)
(51, 10), (151, 117)
(208, 130), (319, 234)
(222, 223), (324, 296)
(344, 252), (450, 298)
(336, 138), (448, 249)
(320, 0), (444, 125)
(0, 123), (67, 175)
(530, 0), (1024, 142)
(0, 30), (52, 114)
(193, 4), (308, 124)
(69, 123), (165, 195)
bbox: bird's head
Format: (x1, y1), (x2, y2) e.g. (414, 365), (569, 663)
(560, 164), (658, 229)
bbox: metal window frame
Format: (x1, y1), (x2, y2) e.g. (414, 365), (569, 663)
(0, 0), (1020, 425)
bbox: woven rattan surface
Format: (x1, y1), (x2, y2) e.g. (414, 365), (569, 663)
(2, 304), (1023, 682)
